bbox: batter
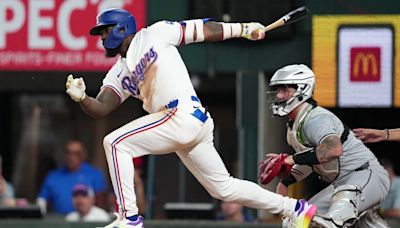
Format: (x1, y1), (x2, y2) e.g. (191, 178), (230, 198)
(66, 8), (317, 228)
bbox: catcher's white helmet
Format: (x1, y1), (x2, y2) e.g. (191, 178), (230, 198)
(268, 64), (315, 116)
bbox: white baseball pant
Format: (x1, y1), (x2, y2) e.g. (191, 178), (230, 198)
(103, 97), (297, 217)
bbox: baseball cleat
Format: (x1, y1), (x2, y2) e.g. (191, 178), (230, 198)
(289, 199), (317, 228)
(116, 215), (144, 228)
(101, 214), (144, 228)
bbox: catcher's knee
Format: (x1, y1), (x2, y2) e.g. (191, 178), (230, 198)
(318, 184), (362, 227)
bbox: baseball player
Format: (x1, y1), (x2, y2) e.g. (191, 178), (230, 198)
(261, 64), (390, 227)
(66, 9), (317, 228)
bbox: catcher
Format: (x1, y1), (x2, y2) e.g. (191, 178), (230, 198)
(259, 64), (390, 227)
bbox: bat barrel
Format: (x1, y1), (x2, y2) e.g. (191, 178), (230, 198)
(281, 6), (309, 25)
(263, 6), (309, 33)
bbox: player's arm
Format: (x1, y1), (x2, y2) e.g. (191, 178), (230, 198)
(353, 128), (400, 143)
(180, 19), (265, 45)
(79, 88), (120, 118)
(276, 164), (313, 196)
(314, 135), (343, 163)
(205, 21), (265, 41)
(276, 164), (318, 200)
(284, 114), (344, 166)
(66, 75), (120, 118)
(284, 135), (343, 166)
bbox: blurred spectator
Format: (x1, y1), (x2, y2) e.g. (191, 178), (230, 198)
(353, 128), (400, 143)
(216, 201), (255, 223)
(380, 158), (400, 218)
(65, 184), (110, 222)
(37, 140), (107, 215)
(0, 155), (14, 206)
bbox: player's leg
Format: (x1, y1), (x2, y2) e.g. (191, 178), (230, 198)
(103, 109), (178, 217)
(312, 161), (389, 227)
(353, 206), (390, 228)
(308, 184), (334, 214)
(341, 161), (389, 212)
(336, 161), (389, 226)
(176, 117), (316, 225)
(280, 185), (334, 228)
(102, 107), (205, 222)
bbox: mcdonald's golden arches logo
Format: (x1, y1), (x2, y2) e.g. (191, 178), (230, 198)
(350, 47), (381, 82)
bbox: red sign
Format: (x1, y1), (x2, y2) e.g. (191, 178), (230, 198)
(0, 0), (146, 71)
(350, 47), (381, 82)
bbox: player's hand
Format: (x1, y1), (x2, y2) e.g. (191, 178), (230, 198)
(258, 153), (292, 185)
(240, 22), (265, 41)
(283, 155), (295, 166)
(353, 128), (385, 143)
(276, 182), (289, 196)
(66, 74), (86, 102)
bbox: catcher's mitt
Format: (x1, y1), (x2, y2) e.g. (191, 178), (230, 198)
(259, 153), (292, 185)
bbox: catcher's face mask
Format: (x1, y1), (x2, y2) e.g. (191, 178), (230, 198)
(267, 85), (298, 116)
(268, 64), (316, 116)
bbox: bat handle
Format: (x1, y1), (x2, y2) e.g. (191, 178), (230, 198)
(264, 19), (285, 33)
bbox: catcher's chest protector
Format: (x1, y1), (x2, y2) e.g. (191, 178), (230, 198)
(287, 104), (339, 182)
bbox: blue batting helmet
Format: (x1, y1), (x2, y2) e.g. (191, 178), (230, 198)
(90, 8), (137, 49)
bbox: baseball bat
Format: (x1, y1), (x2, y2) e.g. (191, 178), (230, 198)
(264, 6), (309, 33)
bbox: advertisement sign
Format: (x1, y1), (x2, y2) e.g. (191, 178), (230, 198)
(350, 47), (381, 82)
(312, 15), (400, 107)
(338, 26), (393, 107)
(0, 0), (146, 71)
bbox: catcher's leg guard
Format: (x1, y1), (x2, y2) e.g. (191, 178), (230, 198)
(311, 215), (338, 228)
(353, 207), (390, 228)
(312, 184), (361, 227)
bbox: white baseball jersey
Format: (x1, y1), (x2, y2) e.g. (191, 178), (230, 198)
(101, 20), (301, 220)
(101, 21), (197, 113)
